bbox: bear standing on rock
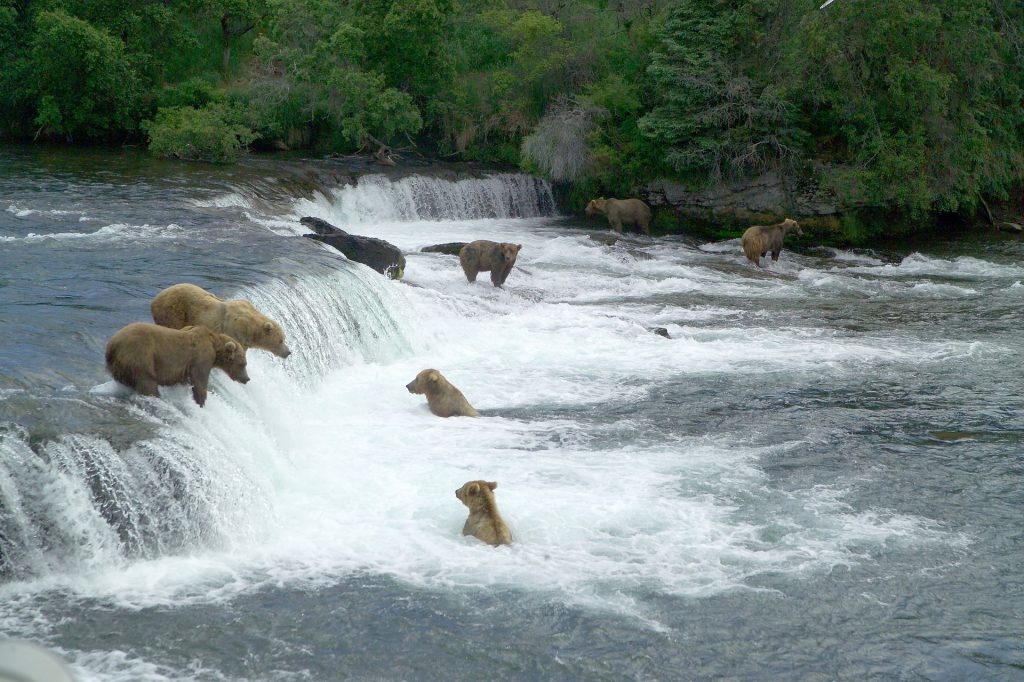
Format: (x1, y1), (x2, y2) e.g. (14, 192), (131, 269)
(741, 218), (802, 267)
(151, 283), (291, 358)
(458, 240), (522, 287)
(455, 480), (512, 546)
(105, 323), (249, 407)
(406, 369), (480, 418)
(585, 197), (652, 235)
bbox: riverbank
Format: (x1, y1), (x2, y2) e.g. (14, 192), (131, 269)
(5, 142), (1021, 254)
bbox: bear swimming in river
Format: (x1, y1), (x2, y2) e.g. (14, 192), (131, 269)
(455, 480), (512, 546)
(406, 369), (479, 418)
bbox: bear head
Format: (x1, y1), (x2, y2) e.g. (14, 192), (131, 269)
(406, 368), (440, 395)
(499, 243), (522, 263)
(258, 320), (291, 358)
(781, 218), (802, 237)
(584, 198), (608, 216)
(455, 480), (498, 511)
(214, 335), (250, 384)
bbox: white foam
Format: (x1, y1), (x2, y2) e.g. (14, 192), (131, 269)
(189, 192), (253, 209)
(842, 252), (1024, 279)
(8, 223), (185, 244)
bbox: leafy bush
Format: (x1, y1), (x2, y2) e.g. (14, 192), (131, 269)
(28, 9), (140, 141)
(143, 104), (258, 163)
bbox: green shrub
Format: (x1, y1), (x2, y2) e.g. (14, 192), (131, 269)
(143, 104), (258, 163)
(28, 10), (141, 141)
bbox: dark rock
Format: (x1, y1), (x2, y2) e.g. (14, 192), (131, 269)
(651, 327), (671, 339)
(301, 216), (406, 279)
(589, 234), (619, 246)
(421, 242), (469, 256)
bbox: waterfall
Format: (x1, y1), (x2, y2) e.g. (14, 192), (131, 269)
(292, 172), (557, 226)
(0, 264), (420, 581)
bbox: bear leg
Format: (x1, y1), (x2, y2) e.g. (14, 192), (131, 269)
(134, 375), (161, 398)
(191, 383), (208, 407)
(771, 250), (780, 261)
(461, 262), (478, 283)
(490, 267), (506, 287)
(610, 219), (623, 234)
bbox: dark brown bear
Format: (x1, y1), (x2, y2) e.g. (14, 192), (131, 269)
(458, 240), (522, 287)
(105, 322), (249, 407)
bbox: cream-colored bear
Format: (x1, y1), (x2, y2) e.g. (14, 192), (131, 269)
(151, 283), (291, 358)
(455, 480), (512, 546)
(406, 369), (479, 418)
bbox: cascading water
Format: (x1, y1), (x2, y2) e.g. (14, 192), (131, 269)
(1, 149), (1022, 681)
(293, 172), (556, 225)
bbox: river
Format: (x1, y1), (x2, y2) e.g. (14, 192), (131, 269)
(0, 146), (1021, 680)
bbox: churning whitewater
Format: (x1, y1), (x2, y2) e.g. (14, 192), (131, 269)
(1, 151), (1022, 680)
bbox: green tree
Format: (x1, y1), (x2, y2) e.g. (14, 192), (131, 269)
(792, 0), (1024, 213)
(639, 0), (801, 184)
(27, 9), (140, 141)
(246, 0), (422, 151)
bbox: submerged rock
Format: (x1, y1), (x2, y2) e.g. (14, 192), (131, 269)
(301, 216), (406, 279)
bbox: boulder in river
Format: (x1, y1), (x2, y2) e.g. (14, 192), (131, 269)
(420, 242), (469, 256)
(301, 216), (405, 279)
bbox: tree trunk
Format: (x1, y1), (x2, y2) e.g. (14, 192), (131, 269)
(221, 14), (231, 73)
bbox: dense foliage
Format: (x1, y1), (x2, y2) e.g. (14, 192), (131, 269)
(0, 0), (1020, 232)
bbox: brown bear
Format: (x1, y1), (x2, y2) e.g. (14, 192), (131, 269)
(458, 240), (522, 287)
(105, 322), (250, 407)
(741, 218), (803, 267)
(585, 197), (652, 235)
(406, 369), (480, 418)
(455, 480), (512, 546)
(150, 283), (291, 358)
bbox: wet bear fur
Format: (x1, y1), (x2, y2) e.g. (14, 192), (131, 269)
(151, 283), (291, 358)
(458, 240), (523, 287)
(405, 368), (480, 418)
(741, 218), (803, 267)
(455, 480), (512, 546)
(105, 322), (249, 407)
(585, 198), (652, 235)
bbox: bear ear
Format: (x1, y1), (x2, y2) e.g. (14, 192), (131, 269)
(515, 244), (522, 252)
(263, 322), (273, 333)
(224, 340), (237, 353)
(467, 483), (480, 496)
(427, 371), (439, 383)
(486, 481), (497, 491)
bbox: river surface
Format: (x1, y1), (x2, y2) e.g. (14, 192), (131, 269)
(0, 147), (1022, 681)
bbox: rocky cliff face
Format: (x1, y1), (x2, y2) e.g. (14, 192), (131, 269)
(639, 171), (843, 233)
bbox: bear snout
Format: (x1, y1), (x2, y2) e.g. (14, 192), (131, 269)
(406, 381), (417, 393)
(276, 345), (292, 359)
